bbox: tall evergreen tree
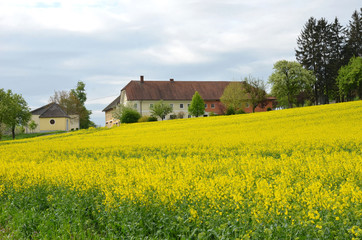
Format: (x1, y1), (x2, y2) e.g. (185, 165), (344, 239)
(296, 17), (344, 104)
(328, 17), (346, 101)
(345, 9), (362, 60)
(296, 17), (319, 104)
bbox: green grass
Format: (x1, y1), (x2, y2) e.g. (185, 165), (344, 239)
(0, 131), (66, 141)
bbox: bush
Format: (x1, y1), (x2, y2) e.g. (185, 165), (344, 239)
(235, 109), (246, 114)
(121, 108), (141, 123)
(267, 107), (272, 111)
(169, 114), (177, 120)
(177, 111), (185, 119)
(138, 116), (150, 122)
(225, 106), (235, 115)
(148, 116), (158, 122)
(209, 111), (217, 117)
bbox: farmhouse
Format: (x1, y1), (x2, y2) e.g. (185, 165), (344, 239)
(103, 76), (275, 127)
(27, 103), (79, 133)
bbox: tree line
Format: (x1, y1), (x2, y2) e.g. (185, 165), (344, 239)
(269, 8), (361, 108)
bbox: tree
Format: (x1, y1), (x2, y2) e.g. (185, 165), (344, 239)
(345, 9), (362, 60)
(188, 91), (205, 117)
(150, 100), (173, 120)
(336, 56), (362, 101)
(328, 17), (347, 101)
(268, 60), (315, 108)
(2, 90), (31, 139)
(49, 81), (94, 129)
(243, 76), (267, 113)
(0, 89), (8, 140)
(28, 120), (38, 133)
(71, 81), (87, 104)
(220, 82), (248, 112)
(296, 17), (344, 104)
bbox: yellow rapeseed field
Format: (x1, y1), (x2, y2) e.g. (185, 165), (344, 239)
(0, 101), (361, 238)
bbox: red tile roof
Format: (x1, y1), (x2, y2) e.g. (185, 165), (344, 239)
(122, 80), (232, 101)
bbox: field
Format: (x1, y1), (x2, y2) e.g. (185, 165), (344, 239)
(0, 101), (361, 239)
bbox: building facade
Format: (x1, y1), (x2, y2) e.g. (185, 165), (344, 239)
(27, 103), (80, 133)
(103, 76), (275, 127)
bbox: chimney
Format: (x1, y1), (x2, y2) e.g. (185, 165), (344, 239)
(140, 75), (144, 83)
(170, 78), (174, 82)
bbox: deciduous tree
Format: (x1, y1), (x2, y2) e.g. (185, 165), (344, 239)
(336, 56), (362, 101)
(243, 76), (267, 113)
(268, 60), (315, 108)
(150, 100), (173, 120)
(220, 82), (247, 112)
(188, 91), (205, 117)
(50, 81), (94, 129)
(2, 90), (31, 139)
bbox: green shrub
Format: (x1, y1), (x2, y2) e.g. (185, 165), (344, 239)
(208, 111), (217, 116)
(121, 108), (141, 123)
(225, 106), (235, 115)
(169, 114), (177, 120)
(148, 116), (158, 122)
(138, 116), (150, 122)
(235, 109), (246, 114)
(267, 107), (272, 111)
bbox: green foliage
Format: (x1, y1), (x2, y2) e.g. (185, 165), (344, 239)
(243, 76), (267, 112)
(235, 109), (246, 114)
(0, 89), (31, 140)
(188, 91), (205, 117)
(28, 120), (38, 133)
(148, 116), (158, 122)
(71, 81), (87, 105)
(208, 111), (217, 117)
(150, 100), (173, 120)
(50, 81), (95, 129)
(268, 60), (315, 108)
(220, 82), (247, 112)
(345, 9), (362, 60)
(336, 56), (362, 101)
(120, 107), (141, 124)
(225, 106), (236, 115)
(138, 116), (150, 122)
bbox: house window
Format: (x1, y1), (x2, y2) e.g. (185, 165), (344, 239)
(188, 115), (191, 118)
(211, 103), (215, 108)
(180, 103), (184, 109)
(246, 103), (249, 108)
(50, 119), (55, 125)
(205, 104), (207, 108)
(134, 103), (138, 109)
(170, 104), (173, 108)
(188, 104), (190, 107)
(150, 104), (153, 108)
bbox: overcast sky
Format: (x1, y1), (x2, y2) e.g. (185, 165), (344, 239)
(0, 0), (360, 126)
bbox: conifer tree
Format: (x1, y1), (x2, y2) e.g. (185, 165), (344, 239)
(345, 9), (362, 60)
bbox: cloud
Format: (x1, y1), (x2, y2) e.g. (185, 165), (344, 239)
(0, 0), (360, 126)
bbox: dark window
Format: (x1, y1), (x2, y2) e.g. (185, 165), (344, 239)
(180, 104), (184, 108)
(205, 104), (207, 108)
(211, 103), (215, 108)
(50, 119), (55, 125)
